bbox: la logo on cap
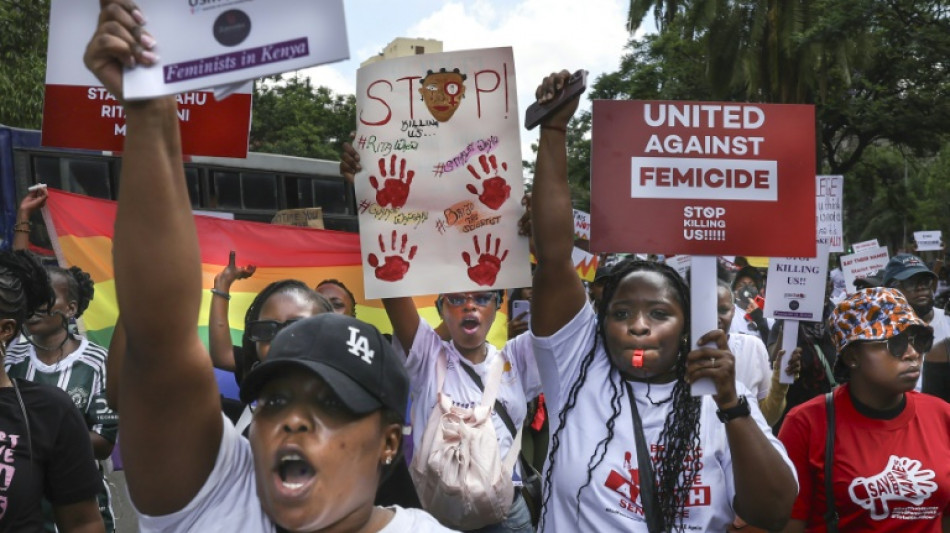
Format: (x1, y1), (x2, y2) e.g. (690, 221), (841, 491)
(347, 326), (375, 364)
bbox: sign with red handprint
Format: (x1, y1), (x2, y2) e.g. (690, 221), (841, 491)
(355, 47), (530, 298)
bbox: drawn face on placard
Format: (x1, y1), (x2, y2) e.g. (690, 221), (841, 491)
(419, 69), (467, 122)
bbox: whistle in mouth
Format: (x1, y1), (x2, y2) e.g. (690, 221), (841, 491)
(632, 349), (644, 368)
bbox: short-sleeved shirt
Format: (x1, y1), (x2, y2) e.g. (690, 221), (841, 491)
(6, 337), (118, 443)
(137, 414), (455, 532)
(779, 385), (950, 531)
(395, 320), (541, 480)
(532, 303), (796, 532)
(0, 379), (101, 531)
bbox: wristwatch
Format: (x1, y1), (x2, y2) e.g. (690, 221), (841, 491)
(716, 396), (751, 423)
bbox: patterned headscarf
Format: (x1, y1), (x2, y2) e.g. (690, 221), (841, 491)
(829, 287), (930, 354)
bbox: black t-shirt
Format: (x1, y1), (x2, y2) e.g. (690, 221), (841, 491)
(0, 379), (100, 532)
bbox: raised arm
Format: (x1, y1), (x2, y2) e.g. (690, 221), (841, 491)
(12, 186), (48, 251)
(85, 1), (222, 515)
(208, 251), (256, 371)
(530, 71), (588, 337)
(105, 315), (124, 411)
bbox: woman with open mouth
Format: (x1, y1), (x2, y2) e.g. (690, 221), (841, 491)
(527, 69), (798, 532)
(87, 3), (454, 531)
(778, 288), (950, 531)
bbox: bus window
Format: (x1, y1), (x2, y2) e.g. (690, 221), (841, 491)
(213, 170), (242, 209)
(34, 156), (113, 199)
(184, 167), (200, 208)
(285, 176), (315, 209)
(312, 178), (348, 214)
(242, 172), (278, 210)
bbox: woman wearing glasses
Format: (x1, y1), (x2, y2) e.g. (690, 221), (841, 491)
(341, 144), (541, 532)
(778, 287), (950, 532)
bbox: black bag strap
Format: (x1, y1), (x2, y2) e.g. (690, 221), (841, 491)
(624, 381), (665, 532)
(824, 392), (839, 532)
(459, 359), (518, 437)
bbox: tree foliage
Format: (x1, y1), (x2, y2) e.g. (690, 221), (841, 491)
(0, 1), (50, 129)
(250, 75), (356, 161)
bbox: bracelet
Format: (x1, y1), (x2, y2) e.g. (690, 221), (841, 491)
(13, 221), (31, 229)
(210, 288), (231, 300)
(541, 125), (567, 133)
(14, 228), (30, 234)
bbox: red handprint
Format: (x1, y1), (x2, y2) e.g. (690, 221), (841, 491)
(462, 233), (509, 286)
(370, 155), (415, 208)
(466, 154), (511, 210)
(368, 230), (418, 282)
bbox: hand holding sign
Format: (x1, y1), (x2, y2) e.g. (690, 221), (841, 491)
(82, 1), (158, 104)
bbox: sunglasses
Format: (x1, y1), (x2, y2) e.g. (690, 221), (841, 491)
(442, 292), (497, 307)
(864, 330), (933, 358)
(246, 319), (301, 343)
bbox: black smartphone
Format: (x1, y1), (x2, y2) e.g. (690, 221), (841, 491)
(524, 69), (588, 130)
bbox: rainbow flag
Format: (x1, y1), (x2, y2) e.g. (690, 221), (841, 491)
(42, 190), (511, 397)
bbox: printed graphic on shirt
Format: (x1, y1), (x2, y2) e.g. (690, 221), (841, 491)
(603, 446), (710, 521)
(0, 431), (21, 520)
(848, 455), (939, 521)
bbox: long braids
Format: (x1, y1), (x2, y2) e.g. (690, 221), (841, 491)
(539, 259), (702, 532)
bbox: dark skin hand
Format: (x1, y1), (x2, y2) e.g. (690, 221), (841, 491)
(209, 251), (255, 371)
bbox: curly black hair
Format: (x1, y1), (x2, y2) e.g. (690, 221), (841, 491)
(316, 279), (357, 317)
(46, 265), (95, 318)
(235, 280), (333, 384)
(539, 259), (702, 532)
(0, 251), (55, 335)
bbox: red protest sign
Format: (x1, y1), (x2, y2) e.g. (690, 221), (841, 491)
(42, 86), (251, 157)
(591, 100), (815, 256)
(41, 0), (251, 157)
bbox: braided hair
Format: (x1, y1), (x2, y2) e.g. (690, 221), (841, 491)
(0, 250), (55, 335)
(316, 279), (357, 317)
(47, 265), (95, 318)
(236, 280), (332, 384)
(539, 259), (702, 532)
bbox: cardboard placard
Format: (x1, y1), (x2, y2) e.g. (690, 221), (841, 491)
(840, 246), (890, 293)
(914, 230), (942, 252)
(272, 208), (325, 229)
(353, 47), (530, 298)
(123, 0), (349, 100)
(764, 244), (830, 321)
(852, 239), (880, 253)
(816, 175), (843, 253)
(590, 101), (816, 256)
(573, 209), (591, 241)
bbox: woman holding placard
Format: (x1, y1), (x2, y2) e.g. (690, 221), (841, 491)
(528, 70), (797, 532)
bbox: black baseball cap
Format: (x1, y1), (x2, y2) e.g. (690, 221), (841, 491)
(882, 254), (936, 285)
(240, 314), (408, 416)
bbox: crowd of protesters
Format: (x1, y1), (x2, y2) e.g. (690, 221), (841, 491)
(1, 3), (948, 532)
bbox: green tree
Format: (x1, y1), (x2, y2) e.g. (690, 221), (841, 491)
(0, 1), (50, 129)
(250, 75), (356, 161)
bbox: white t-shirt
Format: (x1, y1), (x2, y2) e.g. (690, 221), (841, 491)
(728, 333), (772, 401)
(729, 304), (775, 338)
(137, 414), (455, 532)
(532, 304), (796, 532)
(395, 321), (541, 479)
(918, 310), (950, 391)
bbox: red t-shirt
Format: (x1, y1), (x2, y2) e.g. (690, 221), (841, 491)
(779, 385), (950, 531)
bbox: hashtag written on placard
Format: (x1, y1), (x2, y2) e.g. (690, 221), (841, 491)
(432, 162), (445, 178)
(435, 218), (446, 234)
(358, 199), (371, 213)
(357, 136), (367, 149)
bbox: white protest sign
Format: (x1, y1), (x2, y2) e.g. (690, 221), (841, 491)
(665, 255), (692, 281)
(690, 256), (718, 396)
(840, 246), (890, 294)
(779, 321), (799, 385)
(852, 239), (880, 253)
(764, 243), (830, 321)
(123, 0), (349, 99)
(354, 47), (530, 298)
(573, 209), (591, 241)
(914, 231), (943, 252)
(816, 175), (843, 252)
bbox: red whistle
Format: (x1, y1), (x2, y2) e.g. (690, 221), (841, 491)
(632, 349), (644, 368)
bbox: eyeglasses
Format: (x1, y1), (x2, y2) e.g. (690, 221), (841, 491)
(864, 330), (933, 358)
(442, 292), (497, 307)
(246, 319), (301, 343)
